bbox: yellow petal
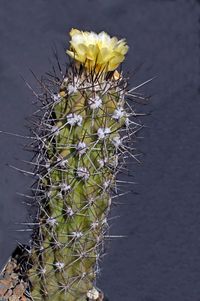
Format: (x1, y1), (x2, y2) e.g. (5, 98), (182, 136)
(66, 28), (129, 72)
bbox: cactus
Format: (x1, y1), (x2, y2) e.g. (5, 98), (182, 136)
(0, 28), (145, 301)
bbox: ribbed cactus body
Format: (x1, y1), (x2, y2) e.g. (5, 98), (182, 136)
(28, 70), (128, 300)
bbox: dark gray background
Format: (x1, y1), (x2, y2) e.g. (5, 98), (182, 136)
(0, 0), (200, 300)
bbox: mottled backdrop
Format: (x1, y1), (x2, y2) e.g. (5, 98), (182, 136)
(0, 0), (200, 300)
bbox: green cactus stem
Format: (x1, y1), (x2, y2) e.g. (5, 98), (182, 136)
(28, 66), (132, 300)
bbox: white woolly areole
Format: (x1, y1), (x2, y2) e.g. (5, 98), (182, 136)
(98, 157), (108, 168)
(68, 83), (78, 95)
(40, 267), (46, 274)
(88, 95), (102, 109)
(110, 155), (119, 167)
(98, 159), (105, 168)
(125, 117), (130, 127)
(87, 287), (99, 300)
(91, 221), (99, 229)
(52, 93), (61, 102)
(88, 197), (95, 205)
(46, 217), (57, 227)
(102, 217), (108, 225)
(77, 167), (89, 180)
(112, 107), (125, 120)
(66, 206), (74, 217)
(63, 77), (68, 83)
(103, 180), (111, 189)
(51, 125), (60, 136)
(55, 262), (65, 270)
(97, 127), (111, 139)
(72, 231), (83, 239)
(76, 141), (87, 155)
(61, 183), (71, 192)
(112, 136), (122, 148)
(47, 190), (52, 198)
(67, 113), (82, 126)
(45, 161), (51, 170)
(57, 156), (68, 167)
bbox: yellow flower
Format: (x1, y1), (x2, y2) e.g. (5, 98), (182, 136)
(66, 28), (129, 72)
